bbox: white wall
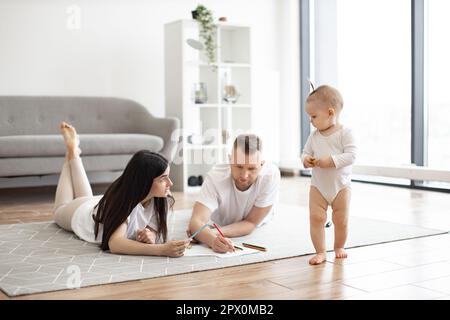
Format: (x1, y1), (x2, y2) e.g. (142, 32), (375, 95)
(0, 0), (299, 163)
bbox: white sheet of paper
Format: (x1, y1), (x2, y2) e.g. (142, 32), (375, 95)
(184, 244), (260, 258)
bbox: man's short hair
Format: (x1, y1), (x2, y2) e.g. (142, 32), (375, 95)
(233, 134), (263, 155)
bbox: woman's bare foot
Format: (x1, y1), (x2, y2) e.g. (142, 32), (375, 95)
(60, 121), (81, 159)
(335, 248), (347, 259)
(309, 252), (327, 265)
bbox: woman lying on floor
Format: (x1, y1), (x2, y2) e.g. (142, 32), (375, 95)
(53, 122), (189, 257)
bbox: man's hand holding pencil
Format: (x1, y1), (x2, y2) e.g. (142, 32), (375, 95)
(211, 235), (235, 253)
(211, 223), (235, 253)
(187, 222), (235, 254)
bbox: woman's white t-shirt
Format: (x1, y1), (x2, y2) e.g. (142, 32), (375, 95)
(196, 162), (281, 226)
(70, 196), (161, 244)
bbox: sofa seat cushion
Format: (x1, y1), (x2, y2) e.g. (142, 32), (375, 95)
(0, 155), (135, 177)
(0, 134), (164, 157)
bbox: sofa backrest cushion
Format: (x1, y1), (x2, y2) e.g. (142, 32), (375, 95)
(0, 134), (164, 158)
(0, 96), (153, 136)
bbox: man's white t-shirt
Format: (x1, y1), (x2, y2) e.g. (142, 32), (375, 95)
(71, 196), (161, 244)
(196, 162), (281, 226)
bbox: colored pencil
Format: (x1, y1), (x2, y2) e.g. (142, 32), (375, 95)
(189, 223), (209, 239)
(242, 242), (267, 252)
(213, 223), (225, 237)
(213, 223), (235, 252)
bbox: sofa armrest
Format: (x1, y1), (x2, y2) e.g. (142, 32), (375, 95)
(137, 113), (180, 162)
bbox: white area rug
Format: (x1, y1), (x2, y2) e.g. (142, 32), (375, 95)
(0, 204), (446, 297)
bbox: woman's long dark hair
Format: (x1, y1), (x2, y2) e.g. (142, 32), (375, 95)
(93, 150), (174, 251)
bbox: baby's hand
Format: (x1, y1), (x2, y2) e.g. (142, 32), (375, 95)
(303, 156), (316, 168)
(314, 156), (335, 168)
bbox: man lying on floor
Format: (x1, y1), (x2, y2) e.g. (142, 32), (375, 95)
(188, 134), (281, 253)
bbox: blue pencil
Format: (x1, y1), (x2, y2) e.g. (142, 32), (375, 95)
(189, 223), (209, 239)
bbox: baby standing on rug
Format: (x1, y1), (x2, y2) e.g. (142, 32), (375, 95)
(301, 85), (357, 265)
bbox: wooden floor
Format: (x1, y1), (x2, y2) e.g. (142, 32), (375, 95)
(1, 176), (450, 300)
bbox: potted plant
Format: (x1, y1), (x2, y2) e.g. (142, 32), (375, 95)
(191, 4), (216, 66)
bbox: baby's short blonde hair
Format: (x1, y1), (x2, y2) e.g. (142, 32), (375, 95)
(306, 85), (343, 112)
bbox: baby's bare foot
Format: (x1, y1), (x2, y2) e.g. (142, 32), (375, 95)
(59, 121), (81, 157)
(335, 248), (348, 259)
(309, 252), (327, 265)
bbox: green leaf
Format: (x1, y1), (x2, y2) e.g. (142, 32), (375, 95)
(193, 4), (216, 65)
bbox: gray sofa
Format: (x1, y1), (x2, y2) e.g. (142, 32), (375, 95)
(0, 96), (179, 185)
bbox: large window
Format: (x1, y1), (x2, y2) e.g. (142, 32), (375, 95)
(337, 0), (411, 167)
(427, 0), (450, 170)
(313, 0), (411, 167)
(302, 0), (450, 190)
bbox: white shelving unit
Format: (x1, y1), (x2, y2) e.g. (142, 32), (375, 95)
(165, 19), (253, 192)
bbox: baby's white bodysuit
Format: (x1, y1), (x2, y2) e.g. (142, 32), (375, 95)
(301, 127), (357, 204)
